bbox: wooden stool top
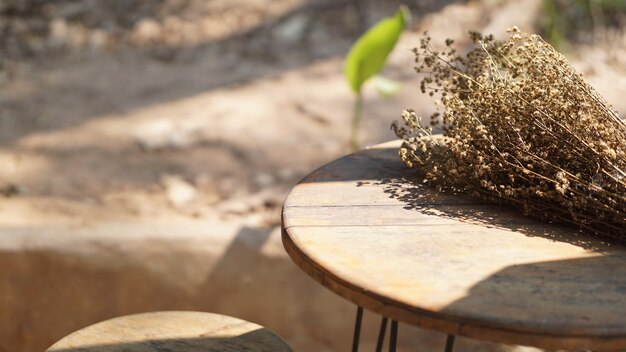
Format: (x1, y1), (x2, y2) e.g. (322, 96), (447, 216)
(47, 311), (293, 352)
(281, 141), (626, 351)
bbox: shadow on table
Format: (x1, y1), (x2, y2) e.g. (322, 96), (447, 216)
(440, 254), (626, 350)
(318, 146), (620, 253)
(377, 172), (620, 252)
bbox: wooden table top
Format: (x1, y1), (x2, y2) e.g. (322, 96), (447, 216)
(46, 311), (293, 352)
(281, 141), (626, 351)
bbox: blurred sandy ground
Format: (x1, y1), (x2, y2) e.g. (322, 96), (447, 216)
(0, 0), (624, 351)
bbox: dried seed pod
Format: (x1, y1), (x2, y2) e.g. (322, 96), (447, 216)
(393, 29), (626, 241)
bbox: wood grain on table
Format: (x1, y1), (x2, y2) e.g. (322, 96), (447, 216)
(282, 141), (626, 351)
(46, 311), (293, 352)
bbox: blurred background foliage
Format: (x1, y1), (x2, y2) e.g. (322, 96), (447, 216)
(540, 0), (626, 49)
(2, 0), (625, 61)
(2, 2), (626, 352)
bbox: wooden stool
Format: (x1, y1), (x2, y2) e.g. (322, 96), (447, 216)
(46, 311), (293, 352)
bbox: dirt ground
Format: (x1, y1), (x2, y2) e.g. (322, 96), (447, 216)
(1, 0), (626, 351)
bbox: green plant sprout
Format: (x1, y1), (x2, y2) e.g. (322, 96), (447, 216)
(344, 5), (410, 151)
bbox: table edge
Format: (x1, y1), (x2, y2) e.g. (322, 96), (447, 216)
(280, 143), (626, 350)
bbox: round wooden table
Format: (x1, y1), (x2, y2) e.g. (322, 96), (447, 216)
(281, 141), (626, 352)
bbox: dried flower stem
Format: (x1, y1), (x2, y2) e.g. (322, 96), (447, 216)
(393, 28), (626, 241)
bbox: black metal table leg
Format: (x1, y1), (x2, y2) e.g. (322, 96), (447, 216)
(352, 306), (364, 352)
(444, 334), (455, 352)
(375, 317), (388, 352)
(389, 320), (398, 352)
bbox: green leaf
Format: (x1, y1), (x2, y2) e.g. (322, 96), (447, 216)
(344, 6), (409, 93)
(372, 75), (402, 98)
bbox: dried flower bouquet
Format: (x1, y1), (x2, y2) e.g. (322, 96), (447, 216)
(393, 27), (626, 241)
